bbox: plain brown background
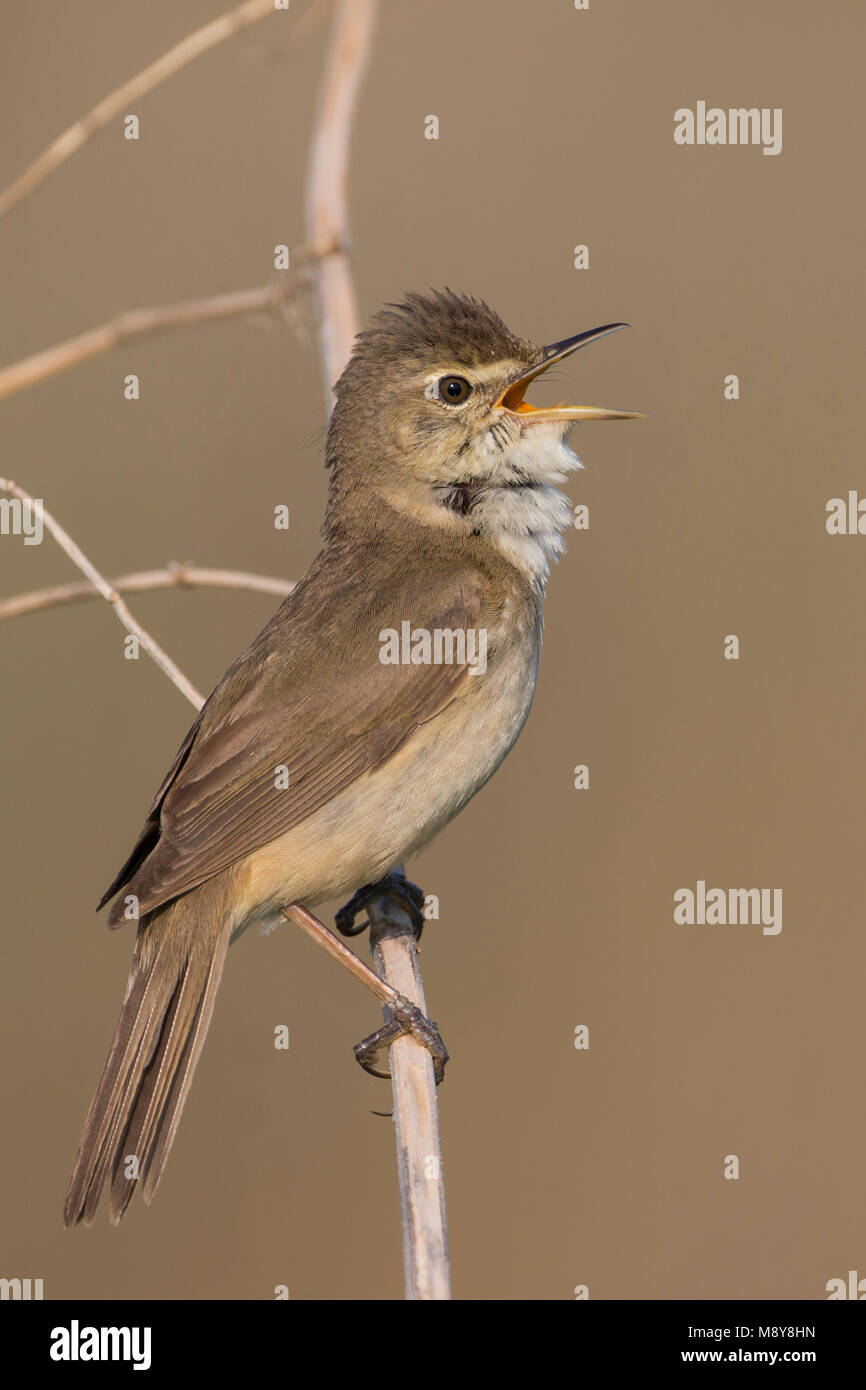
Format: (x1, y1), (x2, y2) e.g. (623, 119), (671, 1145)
(0, 0), (863, 1301)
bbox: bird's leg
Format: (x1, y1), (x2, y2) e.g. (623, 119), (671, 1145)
(343, 868), (448, 1085)
(335, 869), (426, 938)
(283, 882), (448, 1085)
(352, 997), (449, 1086)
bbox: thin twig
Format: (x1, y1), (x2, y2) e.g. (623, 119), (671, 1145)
(285, 900), (450, 1300)
(296, 0), (452, 1302)
(0, 564), (294, 623)
(0, 479), (203, 709)
(283, 904), (400, 1009)
(305, 0), (378, 398)
(366, 890), (451, 1301)
(0, 243), (337, 403)
(0, 0), (278, 221)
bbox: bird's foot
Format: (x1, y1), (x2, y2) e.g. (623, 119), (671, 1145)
(335, 870), (426, 939)
(354, 995), (449, 1086)
(337, 871), (446, 1083)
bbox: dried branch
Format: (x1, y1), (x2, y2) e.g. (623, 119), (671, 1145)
(0, 478), (203, 709)
(305, 0), (378, 397)
(285, 896), (450, 1300)
(297, 0), (452, 1302)
(0, 564), (293, 623)
(366, 890), (451, 1300)
(0, 0), (279, 221)
(0, 242), (338, 404)
(284, 904), (402, 1009)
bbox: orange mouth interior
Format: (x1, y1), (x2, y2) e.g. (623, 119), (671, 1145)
(498, 377), (547, 413)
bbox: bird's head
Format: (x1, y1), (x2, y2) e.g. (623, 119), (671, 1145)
(325, 290), (641, 570)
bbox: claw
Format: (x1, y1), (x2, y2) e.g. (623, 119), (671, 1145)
(354, 994), (449, 1085)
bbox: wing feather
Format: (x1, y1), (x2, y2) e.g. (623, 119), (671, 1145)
(105, 560), (487, 923)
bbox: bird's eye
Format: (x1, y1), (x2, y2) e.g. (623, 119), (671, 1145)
(437, 375), (472, 405)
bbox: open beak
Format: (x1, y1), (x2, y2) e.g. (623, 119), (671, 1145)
(495, 322), (643, 422)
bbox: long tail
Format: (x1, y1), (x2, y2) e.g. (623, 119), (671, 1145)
(64, 879), (232, 1227)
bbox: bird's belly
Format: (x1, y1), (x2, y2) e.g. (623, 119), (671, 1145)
(233, 638), (538, 923)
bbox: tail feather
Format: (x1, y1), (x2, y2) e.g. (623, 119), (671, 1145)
(108, 926), (230, 1222)
(64, 973), (166, 1226)
(64, 884), (232, 1227)
(106, 963), (196, 1224)
(142, 928), (229, 1205)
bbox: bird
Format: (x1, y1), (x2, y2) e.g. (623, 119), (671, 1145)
(63, 290), (641, 1226)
